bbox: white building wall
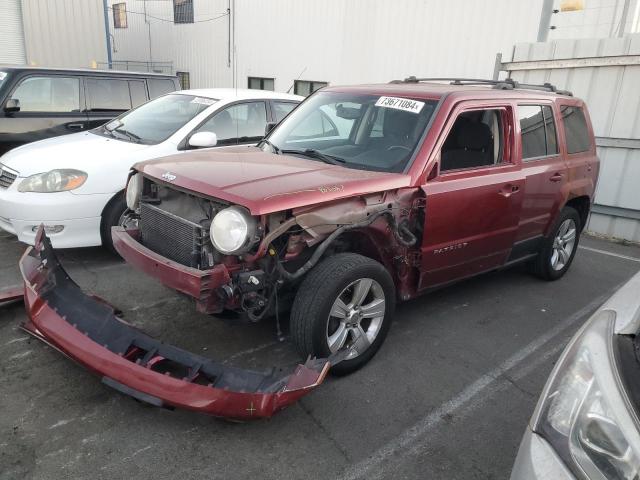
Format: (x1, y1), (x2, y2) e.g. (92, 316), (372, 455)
(548, 0), (640, 40)
(21, 0), (108, 68)
(0, 0), (27, 64)
(109, 0), (548, 89)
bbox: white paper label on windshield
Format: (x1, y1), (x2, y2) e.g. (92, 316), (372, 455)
(191, 97), (216, 106)
(0, 72), (6, 81)
(375, 96), (424, 114)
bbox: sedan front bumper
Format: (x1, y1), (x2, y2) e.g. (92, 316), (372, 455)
(17, 227), (336, 420)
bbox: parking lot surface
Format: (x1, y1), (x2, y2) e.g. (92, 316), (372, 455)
(1, 230), (639, 480)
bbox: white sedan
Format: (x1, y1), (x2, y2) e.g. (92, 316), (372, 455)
(0, 88), (302, 250)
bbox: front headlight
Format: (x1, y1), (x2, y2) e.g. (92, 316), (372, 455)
(125, 173), (143, 210)
(209, 205), (257, 255)
(18, 169), (87, 193)
(534, 310), (640, 479)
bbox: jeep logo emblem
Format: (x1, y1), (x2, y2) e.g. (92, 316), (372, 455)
(161, 172), (177, 182)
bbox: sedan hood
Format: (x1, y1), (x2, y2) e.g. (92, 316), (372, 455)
(136, 147), (412, 214)
(1, 131), (149, 178)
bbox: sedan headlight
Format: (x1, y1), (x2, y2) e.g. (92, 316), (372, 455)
(209, 205), (257, 255)
(125, 173), (143, 210)
(534, 310), (640, 479)
(18, 169), (87, 193)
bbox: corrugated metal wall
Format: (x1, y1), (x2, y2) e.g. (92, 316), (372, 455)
(0, 0), (27, 64)
(21, 0), (107, 68)
(502, 34), (640, 242)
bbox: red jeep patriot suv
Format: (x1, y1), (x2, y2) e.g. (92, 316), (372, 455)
(114, 78), (599, 375)
(16, 78), (599, 418)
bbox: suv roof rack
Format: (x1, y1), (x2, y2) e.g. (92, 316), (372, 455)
(389, 77), (573, 96)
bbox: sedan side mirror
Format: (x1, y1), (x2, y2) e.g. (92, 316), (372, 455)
(4, 98), (20, 113)
(264, 122), (278, 136)
(189, 131), (217, 148)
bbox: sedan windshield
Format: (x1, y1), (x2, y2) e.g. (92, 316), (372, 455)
(266, 92), (438, 173)
(96, 94), (217, 145)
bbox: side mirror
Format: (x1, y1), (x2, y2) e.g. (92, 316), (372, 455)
(264, 122), (278, 136)
(4, 98), (20, 113)
(189, 131), (217, 148)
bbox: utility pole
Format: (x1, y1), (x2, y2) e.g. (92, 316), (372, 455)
(617, 0), (631, 37)
(102, 0), (113, 68)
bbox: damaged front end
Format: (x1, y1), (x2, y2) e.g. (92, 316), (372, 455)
(16, 227), (340, 420)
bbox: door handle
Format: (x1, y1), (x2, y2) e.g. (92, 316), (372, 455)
(550, 172), (564, 182)
(67, 123), (84, 130)
(499, 184), (520, 197)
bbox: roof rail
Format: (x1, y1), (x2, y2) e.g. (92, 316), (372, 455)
(390, 77), (573, 96)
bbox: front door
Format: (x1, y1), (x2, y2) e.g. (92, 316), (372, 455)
(0, 74), (87, 153)
(419, 104), (524, 290)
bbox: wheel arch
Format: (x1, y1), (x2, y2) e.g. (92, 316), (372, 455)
(565, 195), (591, 231)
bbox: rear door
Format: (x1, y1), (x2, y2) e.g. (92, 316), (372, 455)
(1, 73), (87, 150)
(419, 102), (525, 289)
(514, 103), (567, 244)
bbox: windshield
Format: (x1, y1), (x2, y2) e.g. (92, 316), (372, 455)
(0, 72), (7, 90)
(266, 92), (438, 173)
(95, 94), (217, 145)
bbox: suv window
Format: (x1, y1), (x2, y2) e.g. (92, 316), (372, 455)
(148, 79), (176, 99)
(86, 78), (131, 111)
(518, 105), (558, 160)
(129, 80), (147, 107)
(197, 101), (267, 146)
(10, 76), (80, 112)
(441, 109), (505, 172)
(273, 101), (297, 122)
(561, 106), (591, 154)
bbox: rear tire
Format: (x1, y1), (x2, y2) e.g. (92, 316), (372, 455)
(531, 206), (581, 281)
(100, 192), (127, 255)
(290, 253), (395, 375)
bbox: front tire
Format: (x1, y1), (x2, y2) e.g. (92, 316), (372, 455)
(531, 206), (581, 281)
(290, 253), (395, 375)
(100, 192), (127, 255)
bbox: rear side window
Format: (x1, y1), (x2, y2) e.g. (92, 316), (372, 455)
(272, 101), (297, 122)
(518, 105), (559, 160)
(148, 79), (176, 99)
(86, 78), (131, 111)
(10, 76), (80, 112)
(129, 80), (147, 107)
(561, 106), (591, 154)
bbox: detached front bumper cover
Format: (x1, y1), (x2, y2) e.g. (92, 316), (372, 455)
(17, 227), (337, 420)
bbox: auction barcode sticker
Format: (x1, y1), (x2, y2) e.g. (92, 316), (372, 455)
(375, 96), (424, 114)
(191, 97), (216, 106)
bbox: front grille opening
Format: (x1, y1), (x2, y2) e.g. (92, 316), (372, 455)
(148, 358), (191, 378)
(0, 169), (17, 189)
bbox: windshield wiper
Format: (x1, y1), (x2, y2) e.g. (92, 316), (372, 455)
(281, 149), (344, 165)
(114, 127), (142, 143)
(260, 138), (280, 154)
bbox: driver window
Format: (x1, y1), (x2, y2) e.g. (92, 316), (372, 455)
(10, 76), (80, 113)
(440, 109), (504, 172)
(197, 101), (267, 145)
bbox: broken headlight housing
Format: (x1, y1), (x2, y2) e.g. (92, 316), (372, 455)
(209, 205), (257, 255)
(18, 169), (87, 193)
(534, 310), (640, 479)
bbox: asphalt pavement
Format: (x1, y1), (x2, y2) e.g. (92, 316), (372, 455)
(1, 230), (639, 480)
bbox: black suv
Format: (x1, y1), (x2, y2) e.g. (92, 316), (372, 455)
(0, 66), (179, 155)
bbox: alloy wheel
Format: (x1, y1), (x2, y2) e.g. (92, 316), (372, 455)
(550, 218), (577, 271)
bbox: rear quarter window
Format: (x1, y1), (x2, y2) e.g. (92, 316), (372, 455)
(561, 105), (591, 154)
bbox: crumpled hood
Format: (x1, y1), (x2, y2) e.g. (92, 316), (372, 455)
(136, 147), (412, 215)
(1, 131), (149, 178)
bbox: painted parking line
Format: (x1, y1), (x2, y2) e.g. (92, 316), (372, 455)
(336, 286), (620, 480)
(579, 245), (640, 263)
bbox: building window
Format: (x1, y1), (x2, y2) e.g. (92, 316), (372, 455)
(248, 77), (274, 91)
(113, 3), (128, 29)
(294, 80), (328, 96)
(173, 0), (194, 24)
(177, 72), (190, 90)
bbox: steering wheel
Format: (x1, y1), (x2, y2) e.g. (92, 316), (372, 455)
(386, 145), (412, 153)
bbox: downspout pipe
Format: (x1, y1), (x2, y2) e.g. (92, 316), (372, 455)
(102, 0), (113, 68)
